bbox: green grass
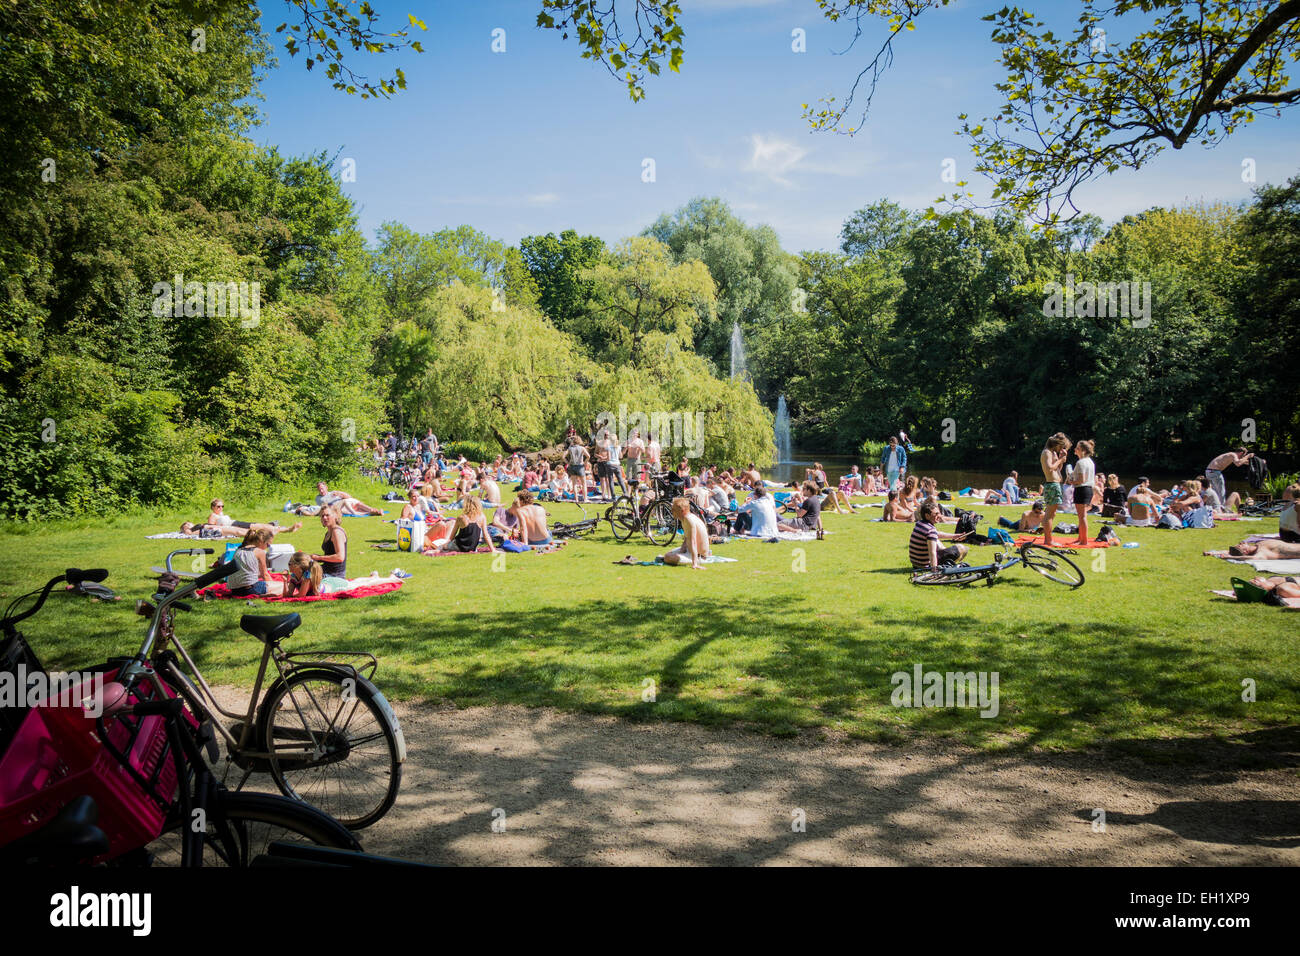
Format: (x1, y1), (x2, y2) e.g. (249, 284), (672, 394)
(3, 477), (1296, 753)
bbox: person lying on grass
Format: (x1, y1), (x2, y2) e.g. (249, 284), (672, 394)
(227, 528), (285, 598)
(663, 497), (709, 569)
(909, 500), (971, 572)
(998, 501), (1045, 533)
(287, 482), (383, 517)
(1246, 576), (1300, 602)
(180, 516), (300, 538)
(1227, 539), (1300, 560)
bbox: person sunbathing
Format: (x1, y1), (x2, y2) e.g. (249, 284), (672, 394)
(881, 490), (912, 522)
(287, 483), (383, 516)
(180, 517), (300, 538)
(1227, 539), (1300, 560)
(507, 490), (553, 547)
(663, 497), (709, 568)
(1246, 576), (1300, 601)
(439, 496), (496, 553)
(778, 482), (823, 535)
(227, 528), (285, 597)
(998, 501), (1045, 532)
(285, 553), (353, 597)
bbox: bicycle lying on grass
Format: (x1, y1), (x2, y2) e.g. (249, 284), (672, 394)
(910, 542), (1086, 588)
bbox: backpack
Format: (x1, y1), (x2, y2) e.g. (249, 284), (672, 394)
(1247, 456), (1269, 490)
(987, 527), (1014, 546)
(953, 511), (981, 538)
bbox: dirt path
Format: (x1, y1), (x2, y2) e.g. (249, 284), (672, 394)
(223, 692), (1300, 865)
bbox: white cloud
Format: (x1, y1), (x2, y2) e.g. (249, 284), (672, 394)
(745, 133), (809, 187)
(526, 192), (560, 206)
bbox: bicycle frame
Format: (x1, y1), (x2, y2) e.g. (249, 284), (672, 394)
(126, 557), (381, 777)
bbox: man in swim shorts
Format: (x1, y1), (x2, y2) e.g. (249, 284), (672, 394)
(1039, 432), (1070, 548)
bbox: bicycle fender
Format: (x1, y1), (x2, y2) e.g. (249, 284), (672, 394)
(256, 668), (406, 764)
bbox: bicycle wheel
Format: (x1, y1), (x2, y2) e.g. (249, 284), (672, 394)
(606, 496), (639, 541)
(1019, 544), (1085, 588)
(911, 566), (990, 586)
(643, 499), (679, 546)
(149, 790), (360, 867)
(259, 670), (402, 829)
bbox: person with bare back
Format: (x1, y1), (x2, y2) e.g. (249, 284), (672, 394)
(1039, 433), (1071, 548)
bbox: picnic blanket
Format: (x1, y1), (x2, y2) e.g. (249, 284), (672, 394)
(1209, 588), (1300, 610)
(200, 573), (403, 602)
(733, 530), (823, 541)
(1013, 535), (1117, 549)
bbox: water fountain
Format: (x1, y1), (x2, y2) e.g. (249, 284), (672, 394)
(774, 394), (792, 463)
(729, 321), (748, 381)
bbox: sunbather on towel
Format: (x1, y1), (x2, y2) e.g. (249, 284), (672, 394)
(1248, 576), (1300, 601)
(1228, 539), (1300, 560)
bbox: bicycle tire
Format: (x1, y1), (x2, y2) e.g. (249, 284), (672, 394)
(606, 496), (639, 542)
(643, 499), (679, 546)
(149, 790), (360, 867)
(258, 669), (402, 830)
(911, 566), (991, 586)
(1019, 544), (1085, 588)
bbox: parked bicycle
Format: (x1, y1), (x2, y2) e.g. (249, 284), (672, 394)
(910, 542), (1085, 588)
(124, 551), (406, 829)
(1, 567), (360, 867)
(606, 471), (704, 546)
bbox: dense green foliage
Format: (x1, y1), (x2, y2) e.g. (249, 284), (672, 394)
(2, 2), (1295, 520)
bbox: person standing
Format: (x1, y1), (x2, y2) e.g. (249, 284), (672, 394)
(625, 429), (645, 486)
(1039, 433), (1071, 548)
(1205, 447), (1253, 507)
(565, 439), (590, 504)
(1068, 440), (1096, 544)
(601, 428), (628, 498)
(880, 436), (907, 492)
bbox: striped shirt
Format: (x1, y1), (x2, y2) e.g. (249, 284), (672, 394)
(908, 521), (939, 568)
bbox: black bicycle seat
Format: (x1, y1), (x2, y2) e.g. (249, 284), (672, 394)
(0, 795), (109, 865)
(239, 612), (302, 644)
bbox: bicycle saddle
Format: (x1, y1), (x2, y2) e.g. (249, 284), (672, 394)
(0, 796), (109, 865)
(239, 612), (302, 644)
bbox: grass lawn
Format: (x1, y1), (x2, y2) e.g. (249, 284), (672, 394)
(2, 478), (1295, 753)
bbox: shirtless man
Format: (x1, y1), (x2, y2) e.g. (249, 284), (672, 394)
(999, 501), (1045, 533)
(1226, 539), (1300, 561)
(625, 429), (646, 485)
(1039, 433), (1070, 548)
(1205, 447), (1253, 506)
(508, 490), (552, 547)
(289, 482), (383, 516)
(663, 497), (709, 568)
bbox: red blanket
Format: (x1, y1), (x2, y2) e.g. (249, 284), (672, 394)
(200, 573), (403, 602)
(1013, 535), (1117, 549)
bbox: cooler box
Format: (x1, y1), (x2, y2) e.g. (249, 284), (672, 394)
(266, 543), (294, 573)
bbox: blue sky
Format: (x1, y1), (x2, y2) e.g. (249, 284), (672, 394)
(253, 0), (1300, 252)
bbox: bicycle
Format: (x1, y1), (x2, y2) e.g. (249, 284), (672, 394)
(124, 551), (406, 829)
(606, 472), (704, 546)
(910, 542), (1085, 588)
(550, 502), (601, 540)
(0, 568), (360, 867)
